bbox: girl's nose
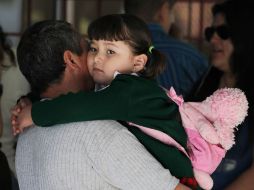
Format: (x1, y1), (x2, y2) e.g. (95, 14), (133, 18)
(94, 52), (104, 64)
(210, 33), (221, 44)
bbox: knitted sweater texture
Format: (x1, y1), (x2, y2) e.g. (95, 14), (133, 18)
(15, 120), (178, 190)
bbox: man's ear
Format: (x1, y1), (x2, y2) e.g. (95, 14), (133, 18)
(63, 50), (80, 70)
(133, 54), (148, 73)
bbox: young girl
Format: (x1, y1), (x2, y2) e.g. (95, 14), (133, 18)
(12, 14), (247, 190)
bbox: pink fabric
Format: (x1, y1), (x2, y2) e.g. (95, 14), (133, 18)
(168, 87), (227, 172)
(128, 122), (189, 157)
(168, 87), (184, 106)
(184, 128), (225, 173)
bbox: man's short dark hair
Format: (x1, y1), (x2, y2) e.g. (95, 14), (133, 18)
(124, 0), (176, 22)
(17, 20), (83, 96)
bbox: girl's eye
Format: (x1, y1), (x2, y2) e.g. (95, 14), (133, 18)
(89, 47), (97, 52)
(107, 50), (115, 54)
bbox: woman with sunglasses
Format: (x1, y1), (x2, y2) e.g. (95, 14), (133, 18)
(189, 1), (254, 189)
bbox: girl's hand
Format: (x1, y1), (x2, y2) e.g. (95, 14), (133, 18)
(11, 97), (34, 135)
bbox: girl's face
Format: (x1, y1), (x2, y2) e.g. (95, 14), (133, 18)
(87, 40), (136, 85)
(209, 13), (234, 72)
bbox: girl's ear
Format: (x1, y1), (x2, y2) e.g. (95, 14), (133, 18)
(133, 54), (148, 73)
(63, 50), (80, 70)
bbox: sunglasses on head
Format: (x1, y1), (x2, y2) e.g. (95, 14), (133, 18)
(204, 25), (230, 42)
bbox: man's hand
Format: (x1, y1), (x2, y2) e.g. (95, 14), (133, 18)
(11, 97), (34, 135)
(174, 183), (191, 190)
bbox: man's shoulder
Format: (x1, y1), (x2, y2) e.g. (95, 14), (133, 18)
(17, 120), (130, 156)
(19, 120), (126, 140)
(76, 120), (126, 132)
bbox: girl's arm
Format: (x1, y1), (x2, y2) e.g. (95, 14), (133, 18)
(14, 75), (188, 147)
(31, 74), (177, 128)
(32, 78), (130, 126)
(13, 75), (188, 153)
(15, 75), (134, 128)
(12, 77), (130, 131)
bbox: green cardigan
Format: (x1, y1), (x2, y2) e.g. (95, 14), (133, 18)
(32, 74), (194, 178)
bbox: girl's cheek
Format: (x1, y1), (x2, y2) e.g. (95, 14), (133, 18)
(87, 59), (94, 76)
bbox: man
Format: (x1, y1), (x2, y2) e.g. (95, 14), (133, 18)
(14, 20), (189, 190)
(124, 0), (208, 98)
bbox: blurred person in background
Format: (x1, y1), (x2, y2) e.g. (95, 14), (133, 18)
(190, 1), (254, 189)
(124, 0), (208, 98)
(1, 25), (29, 190)
(0, 82), (12, 190)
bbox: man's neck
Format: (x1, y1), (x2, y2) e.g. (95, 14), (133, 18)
(40, 83), (75, 99)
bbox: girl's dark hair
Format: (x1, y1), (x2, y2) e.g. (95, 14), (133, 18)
(0, 26), (15, 67)
(87, 14), (165, 79)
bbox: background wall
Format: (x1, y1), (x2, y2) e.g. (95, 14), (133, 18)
(0, 0), (22, 46)
(0, 0), (218, 51)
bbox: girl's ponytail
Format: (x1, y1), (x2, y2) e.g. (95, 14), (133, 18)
(139, 47), (165, 79)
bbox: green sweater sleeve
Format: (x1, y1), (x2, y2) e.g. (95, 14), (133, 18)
(32, 74), (187, 147)
(32, 75), (132, 126)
